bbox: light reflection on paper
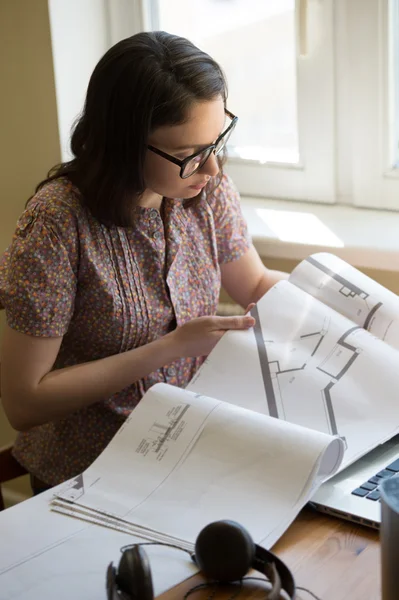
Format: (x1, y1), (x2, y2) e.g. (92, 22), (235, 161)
(256, 209), (345, 247)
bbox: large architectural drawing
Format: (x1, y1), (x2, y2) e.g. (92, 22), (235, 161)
(252, 304), (359, 444)
(251, 254), (399, 442)
(188, 252), (399, 468)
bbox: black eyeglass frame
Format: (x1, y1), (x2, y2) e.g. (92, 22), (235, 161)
(147, 109), (238, 179)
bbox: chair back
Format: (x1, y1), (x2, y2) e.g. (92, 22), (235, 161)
(0, 445), (28, 510)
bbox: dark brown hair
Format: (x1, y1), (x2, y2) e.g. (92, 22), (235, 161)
(35, 30), (228, 226)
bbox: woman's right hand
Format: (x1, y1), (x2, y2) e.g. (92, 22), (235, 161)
(166, 314), (255, 358)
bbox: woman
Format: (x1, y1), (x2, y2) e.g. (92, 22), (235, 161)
(0, 31), (287, 493)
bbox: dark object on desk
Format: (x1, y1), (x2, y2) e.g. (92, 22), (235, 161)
(106, 519), (295, 600)
(380, 476), (399, 600)
(107, 544), (154, 600)
(0, 444), (28, 510)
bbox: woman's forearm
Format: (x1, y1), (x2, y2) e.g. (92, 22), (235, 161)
(6, 335), (180, 431)
(2, 313), (252, 431)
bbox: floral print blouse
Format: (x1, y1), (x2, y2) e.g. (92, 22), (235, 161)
(0, 174), (251, 485)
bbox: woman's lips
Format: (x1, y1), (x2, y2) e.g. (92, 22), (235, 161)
(188, 181), (208, 190)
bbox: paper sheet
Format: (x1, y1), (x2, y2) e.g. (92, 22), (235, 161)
(0, 487), (197, 600)
(52, 383), (343, 549)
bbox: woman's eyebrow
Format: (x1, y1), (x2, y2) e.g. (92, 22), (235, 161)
(165, 125), (225, 152)
(171, 142), (210, 152)
(162, 123), (226, 153)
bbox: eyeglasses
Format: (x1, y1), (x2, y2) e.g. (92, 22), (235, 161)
(147, 109), (238, 179)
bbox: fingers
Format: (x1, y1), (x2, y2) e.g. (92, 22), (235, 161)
(244, 302), (256, 315)
(212, 315), (255, 330)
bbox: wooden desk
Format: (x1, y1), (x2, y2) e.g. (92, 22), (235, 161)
(159, 508), (380, 599)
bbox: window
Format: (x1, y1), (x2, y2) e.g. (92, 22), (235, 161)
(157, 0), (299, 166)
(146, 0), (336, 205)
(107, 0), (399, 211)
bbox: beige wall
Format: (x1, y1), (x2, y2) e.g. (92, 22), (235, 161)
(0, 0), (61, 505)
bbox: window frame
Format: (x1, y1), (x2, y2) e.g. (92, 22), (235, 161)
(340, 0), (399, 211)
(225, 0), (336, 205)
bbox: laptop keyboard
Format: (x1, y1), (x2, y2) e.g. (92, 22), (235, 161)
(351, 457), (399, 501)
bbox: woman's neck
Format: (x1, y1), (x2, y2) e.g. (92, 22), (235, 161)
(137, 189), (163, 209)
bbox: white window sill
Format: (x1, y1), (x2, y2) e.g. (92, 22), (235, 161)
(241, 196), (399, 272)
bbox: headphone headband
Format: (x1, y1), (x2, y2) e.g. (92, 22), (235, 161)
(254, 543), (296, 599)
(107, 520), (296, 600)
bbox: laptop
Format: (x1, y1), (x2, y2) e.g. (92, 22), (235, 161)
(310, 434), (399, 529)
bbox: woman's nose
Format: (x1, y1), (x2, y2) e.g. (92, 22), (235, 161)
(199, 151), (220, 178)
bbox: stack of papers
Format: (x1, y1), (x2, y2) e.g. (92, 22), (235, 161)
(51, 382), (344, 550)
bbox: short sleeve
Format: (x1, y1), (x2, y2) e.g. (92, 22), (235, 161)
(205, 173), (252, 264)
(0, 199), (79, 337)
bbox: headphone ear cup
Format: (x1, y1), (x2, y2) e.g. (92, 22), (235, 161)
(194, 520), (255, 582)
(116, 546), (154, 600)
(106, 563), (117, 600)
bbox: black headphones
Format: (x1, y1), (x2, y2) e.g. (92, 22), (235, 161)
(106, 520), (296, 599)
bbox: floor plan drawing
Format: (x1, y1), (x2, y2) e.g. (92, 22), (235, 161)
(252, 303), (360, 442)
(291, 254), (399, 349)
(305, 256), (383, 331)
(187, 254), (399, 468)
